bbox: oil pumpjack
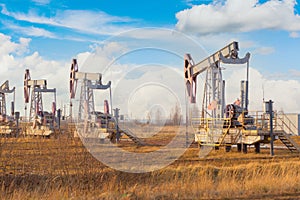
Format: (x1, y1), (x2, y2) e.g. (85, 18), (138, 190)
(69, 59), (117, 141)
(23, 69), (57, 137)
(69, 59), (144, 145)
(0, 80), (18, 136)
(185, 41), (300, 154)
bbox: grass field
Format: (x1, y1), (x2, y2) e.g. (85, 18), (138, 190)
(0, 125), (300, 199)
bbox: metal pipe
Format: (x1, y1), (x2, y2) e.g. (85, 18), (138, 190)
(13, 89), (15, 115)
(109, 86), (113, 115)
(185, 88), (189, 148)
(245, 61), (249, 110)
(269, 100), (274, 156)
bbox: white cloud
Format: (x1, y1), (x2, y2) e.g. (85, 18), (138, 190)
(183, 0), (212, 7)
(222, 66), (300, 113)
(1, 31), (300, 121)
(0, 32), (68, 114)
(0, 4), (136, 36)
(289, 31), (300, 38)
(253, 46), (275, 55)
(103, 65), (185, 124)
(289, 69), (300, 77)
(0, 4), (59, 26)
(75, 37), (300, 119)
(31, 0), (50, 5)
(176, 0), (300, 35)
(0, 33), (29, 53)
(0, 33), (31, 62)
(52, 10), (135, 35)
(4, 22), (56, 38)
(263, 69), (300, 80)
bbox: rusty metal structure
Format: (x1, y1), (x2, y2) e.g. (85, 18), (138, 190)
(0, 80), (15, 116)
(185, 41), (250, 118)
(24, 69), (56, 136)
(70, 59), (112, 121)
(0, 80), (17, 135)
(69, 59), (144, 145)
(185, 41), (300, 154)
(69, 58), (116, 141)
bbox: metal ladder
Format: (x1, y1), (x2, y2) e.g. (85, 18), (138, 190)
(118, 125), (145, 146)
(278, 132), (300, 153)
(275, 112), (300, 153)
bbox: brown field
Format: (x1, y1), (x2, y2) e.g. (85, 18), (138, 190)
(1, 125), (300, 199)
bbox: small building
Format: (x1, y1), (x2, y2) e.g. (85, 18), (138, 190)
(276, 113), (300, 136)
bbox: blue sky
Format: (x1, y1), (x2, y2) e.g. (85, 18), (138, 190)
(1, 0), (299, 71)
(1, 0), (300, 115)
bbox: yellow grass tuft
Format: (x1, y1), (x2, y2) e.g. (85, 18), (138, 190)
(0, 127), (300, 199)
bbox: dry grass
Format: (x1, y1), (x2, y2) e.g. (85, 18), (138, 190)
(0, 125), (300, 199)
